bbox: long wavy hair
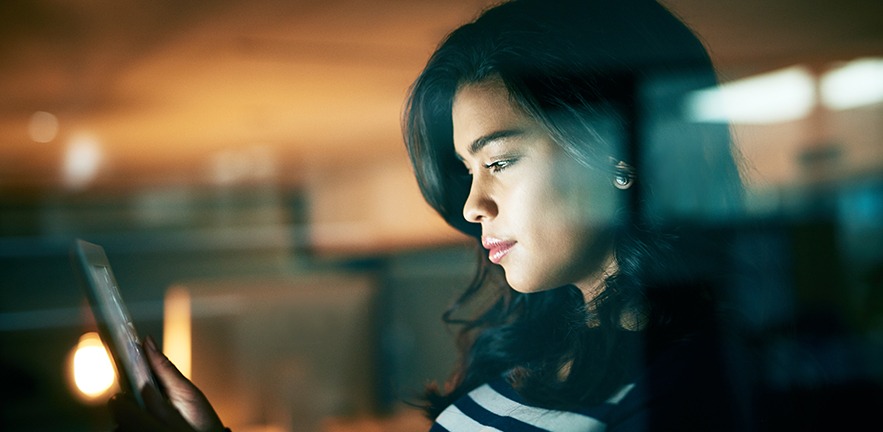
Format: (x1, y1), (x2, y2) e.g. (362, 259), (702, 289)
(403, 0), (744, 417)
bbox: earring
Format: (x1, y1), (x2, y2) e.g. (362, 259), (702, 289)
(612, 160), (634, 190)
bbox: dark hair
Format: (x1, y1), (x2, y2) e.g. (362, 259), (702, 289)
(403, 0), (744, 417)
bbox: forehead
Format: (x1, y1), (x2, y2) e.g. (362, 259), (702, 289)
(452, 79), (518, 123)
(451, 80), (530, 154)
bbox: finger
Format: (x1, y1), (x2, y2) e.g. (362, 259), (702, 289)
(143, 336), (189, 393)
(141, 337), (201, 428)
(143, 335), (201, 410)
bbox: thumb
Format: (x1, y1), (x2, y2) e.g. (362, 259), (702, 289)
(142, 336), (225, 432)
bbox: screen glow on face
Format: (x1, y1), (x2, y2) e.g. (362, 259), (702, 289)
(452, 80), (618, 298)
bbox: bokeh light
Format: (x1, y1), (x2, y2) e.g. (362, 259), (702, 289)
(71, 332), (116, 400)
(687, 66), (815, 124)
(821, 57), (883, 110)
(27, 111), (59, 143)
(62, 133), (103, 190)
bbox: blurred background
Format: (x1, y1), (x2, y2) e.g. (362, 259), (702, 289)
(1, 0), (882, 430)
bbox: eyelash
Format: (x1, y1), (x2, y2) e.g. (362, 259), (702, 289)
(459, 158), (518, 177)
(484, 159), (516, 173)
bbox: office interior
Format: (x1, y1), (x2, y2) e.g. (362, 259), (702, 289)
(1, 0), (882, 430)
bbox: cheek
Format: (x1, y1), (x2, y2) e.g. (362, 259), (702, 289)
(498, 158), (621, 289)
(552, 163), (619, 227)
(543, 167), (617, 266)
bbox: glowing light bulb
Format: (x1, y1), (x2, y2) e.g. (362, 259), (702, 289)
(72, 332), (116, 399)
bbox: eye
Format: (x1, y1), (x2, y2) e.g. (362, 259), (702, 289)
(484, 158), (516, 173)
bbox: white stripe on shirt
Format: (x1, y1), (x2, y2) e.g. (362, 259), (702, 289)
(469, 384), (607, 432)
(435, 404), (506, 432)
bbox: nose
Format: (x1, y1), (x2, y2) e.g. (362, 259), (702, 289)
(462, 177), (497, 223)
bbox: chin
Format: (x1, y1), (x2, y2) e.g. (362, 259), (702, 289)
(504, 273), (553, 294)
(503, 274), (530, 293)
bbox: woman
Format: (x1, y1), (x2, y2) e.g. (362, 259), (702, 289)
(112, 0), (756, 430)
(403, 0), (752, 430)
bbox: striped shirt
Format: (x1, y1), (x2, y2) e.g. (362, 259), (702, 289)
(430, 379), (635, 432)
(428, 333), (759, 431)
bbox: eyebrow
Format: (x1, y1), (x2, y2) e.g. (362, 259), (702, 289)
(466, 129), (526, 156)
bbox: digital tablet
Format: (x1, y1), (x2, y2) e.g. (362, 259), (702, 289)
(72, 239), (160, 407)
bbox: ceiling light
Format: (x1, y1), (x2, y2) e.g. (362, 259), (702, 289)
(686, 66), (816, 124)
(820, 57), (883, 110)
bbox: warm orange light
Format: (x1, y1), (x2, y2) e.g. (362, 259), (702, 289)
(71, 332), (116, 400)
(164, 285), (192, 379)
(28, 111), (59, 143)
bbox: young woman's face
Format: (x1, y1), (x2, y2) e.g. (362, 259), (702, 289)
(452, 79), (621, 297)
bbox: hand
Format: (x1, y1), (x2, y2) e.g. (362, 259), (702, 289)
(109, 336), (226, 432)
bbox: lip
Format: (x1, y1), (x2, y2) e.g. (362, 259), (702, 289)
(482, 236), (517, 264)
